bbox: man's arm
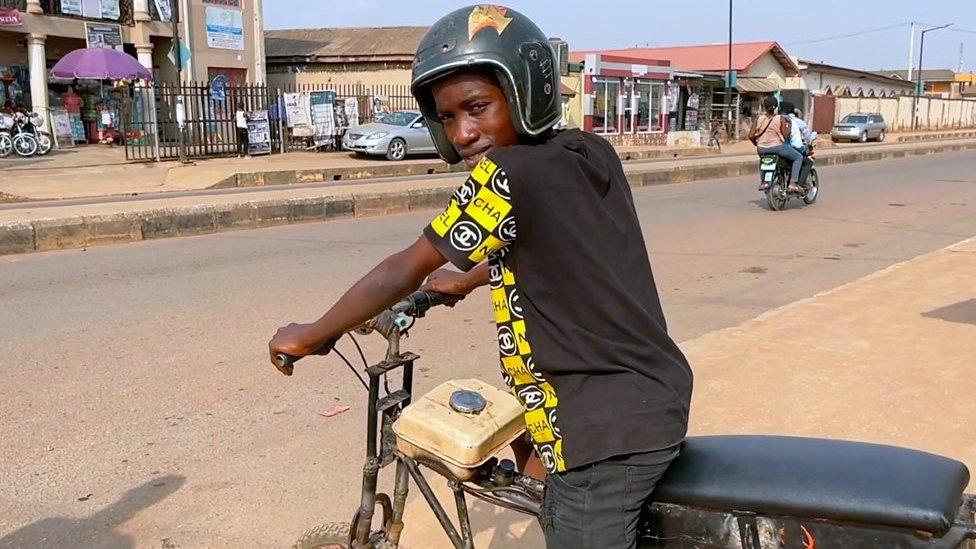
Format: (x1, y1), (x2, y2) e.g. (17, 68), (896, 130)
(269, 236), (447, 371)
(424, 263), (490, 296)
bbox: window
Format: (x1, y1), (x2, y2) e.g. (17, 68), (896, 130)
(634, 80), (664, 133)
(592, 78), (620, 134)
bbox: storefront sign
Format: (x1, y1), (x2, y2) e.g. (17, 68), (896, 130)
(61, 0), (83, 16)
(205, 7), (244, 51)
(0, 8), (23, 26)
(203, 0), (241, 6)
(101, 0), (120, 20)
(308, 91), (335, 147)
(246, 110), (271, 155)
(50, 108), (75, 149)
(152, 0), (171, 22)
(82, 0), (101, 19)
(86, 23), (123, 51)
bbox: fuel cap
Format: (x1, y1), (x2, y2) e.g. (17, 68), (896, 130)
(449, 390), (487, 414)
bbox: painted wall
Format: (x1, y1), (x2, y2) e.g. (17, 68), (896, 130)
(744, 54), (790, 86)
(267, 64), (414, 89)
(834, 96), (976, 131)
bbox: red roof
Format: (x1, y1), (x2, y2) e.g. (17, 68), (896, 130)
(571, 41), (799, 76)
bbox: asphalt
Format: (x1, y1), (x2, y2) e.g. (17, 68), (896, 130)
(1, 151), (975, 548)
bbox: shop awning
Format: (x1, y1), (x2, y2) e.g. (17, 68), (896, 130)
(736, 78), (778, 93)
(560, 83), (577, 97)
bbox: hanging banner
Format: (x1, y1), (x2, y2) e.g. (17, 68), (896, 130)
(60, 0), (83, 16)
(86, 23), (123, 51)
(344, 97), (359, 127)
(0, 8), (23, 26)
(308, 90), (335, 147)
(246, 110), (272, 155)
(283, 92), (312, 136)
(101, 0), (120, 20)
(69, 112), (86, 142)
(205, 7), (244, 51)
(203, 0), (241, 6)
(82, 0), (101, 19)
(209, 74), (227, 102)
(152, 0), (171, 22)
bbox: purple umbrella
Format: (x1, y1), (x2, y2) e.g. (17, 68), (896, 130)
(50, 47), (152, 81)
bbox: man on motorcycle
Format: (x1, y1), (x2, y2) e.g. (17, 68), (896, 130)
(269, 5), (693, 548)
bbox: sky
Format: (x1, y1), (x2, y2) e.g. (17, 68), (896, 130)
(263, 0), (976, 73)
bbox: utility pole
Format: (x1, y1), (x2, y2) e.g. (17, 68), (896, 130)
(913, 23), (953, 130)
(724, 0), (733, 124)
(907, 22), (915, 81)
(171, 0), (188, 163)
(959, 42), (965, 73)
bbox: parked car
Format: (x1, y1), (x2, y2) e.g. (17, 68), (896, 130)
(830, 112), (887, 143)
(342, 110), (437, 160)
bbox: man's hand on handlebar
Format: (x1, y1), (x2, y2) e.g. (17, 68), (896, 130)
(268, 323), (338, 376)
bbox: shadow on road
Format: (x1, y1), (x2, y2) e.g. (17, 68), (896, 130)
(0, 475), (185, 549)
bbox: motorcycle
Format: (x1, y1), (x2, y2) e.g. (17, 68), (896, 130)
(0, 113), (13, 158)
(276, 291), (976, 548)
(759, 144), (819, 211)
(9, 111), (39, 157)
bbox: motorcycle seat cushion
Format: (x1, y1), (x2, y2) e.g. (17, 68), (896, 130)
(652, 435), (969, 536)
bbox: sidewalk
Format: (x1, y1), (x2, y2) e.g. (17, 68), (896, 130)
(1, 128), (974, 202)
(396, 235), (976, 548)
(2, 136), (975, 256)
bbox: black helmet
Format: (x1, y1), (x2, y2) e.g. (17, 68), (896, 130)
(411, 5), (561, 164)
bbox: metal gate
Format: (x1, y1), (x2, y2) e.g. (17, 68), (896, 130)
(121, 82), (284, 161)
(812, 94), (836, 134)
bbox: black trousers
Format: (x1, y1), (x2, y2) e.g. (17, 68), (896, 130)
(236, 127), (249, 155)
(541, 445), (680, 548)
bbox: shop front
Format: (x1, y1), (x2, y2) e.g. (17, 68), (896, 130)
(578, 53), (672, 145)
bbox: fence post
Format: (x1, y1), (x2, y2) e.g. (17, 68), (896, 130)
(277, 87), (285, 154)
(149, 84), (161, 162)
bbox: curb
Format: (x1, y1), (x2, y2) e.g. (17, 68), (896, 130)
(3, 140), (975, 257)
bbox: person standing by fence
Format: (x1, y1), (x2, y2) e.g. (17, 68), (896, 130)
(235, 104), (250, 158)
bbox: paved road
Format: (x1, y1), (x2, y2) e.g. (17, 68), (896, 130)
(2, 151), (975, 548)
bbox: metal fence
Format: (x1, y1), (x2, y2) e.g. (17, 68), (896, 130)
(120, 80), (419, 161)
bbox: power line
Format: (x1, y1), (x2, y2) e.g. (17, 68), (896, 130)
(785, 22), (910, 47)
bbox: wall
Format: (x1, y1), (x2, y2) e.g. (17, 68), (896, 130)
(267, 64), (413, 89)
(183, 0), (260, 83)
(744, 54), (790, 87)
(803, 70), (912, 98)
(834, 95), (976, 131)
(562, 72), (582, 129)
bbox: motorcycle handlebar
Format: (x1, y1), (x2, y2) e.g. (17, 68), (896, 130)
(272, 290), (462, 370)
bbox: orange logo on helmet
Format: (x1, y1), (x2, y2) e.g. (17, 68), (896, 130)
(468, 5), (513, 40)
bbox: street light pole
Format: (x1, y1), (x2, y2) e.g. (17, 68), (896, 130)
(913, 23), (952, 131)
(171, 0), (188, 163)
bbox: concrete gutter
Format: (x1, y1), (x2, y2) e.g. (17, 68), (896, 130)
(3, 139), (975, 256)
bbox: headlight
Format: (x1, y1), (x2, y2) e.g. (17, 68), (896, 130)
(365, 132), (389, 140)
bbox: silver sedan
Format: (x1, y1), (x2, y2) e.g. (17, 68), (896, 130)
(342, 110), (438, 161)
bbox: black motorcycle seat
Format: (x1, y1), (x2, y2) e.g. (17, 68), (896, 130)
(652, 435), (970, 537)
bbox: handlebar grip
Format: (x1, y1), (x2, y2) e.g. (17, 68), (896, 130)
(405, 290), (462, 316)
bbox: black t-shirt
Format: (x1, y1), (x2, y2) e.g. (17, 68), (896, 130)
(423, 129), (693, 473)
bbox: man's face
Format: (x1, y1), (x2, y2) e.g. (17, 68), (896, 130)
(431, 71), (520, 167)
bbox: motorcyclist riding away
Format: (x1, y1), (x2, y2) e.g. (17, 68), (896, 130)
(268, 5), (693, 548)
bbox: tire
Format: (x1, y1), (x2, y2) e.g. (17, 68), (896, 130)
(12, 133), (38, 157)
(385, 138), (406, 161)
(859, 131), (868, 143)
(292, 521), (396, 549)
(877, 130), (886, 143)
(0, 133), (12, 158)
(36, 132), (52, 155)
(803, 169), (820, 205)
(765, 174), (788, 211)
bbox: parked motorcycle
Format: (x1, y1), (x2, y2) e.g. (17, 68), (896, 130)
(0, 113), (13, 158)
(10, 112), (39, 157)
(759, 145), (819, 211)
(275, 290), (976, 549)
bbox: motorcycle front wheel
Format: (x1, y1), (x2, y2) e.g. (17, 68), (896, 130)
(765, 175), (788, 211)
(0, 132), (12, 157)
(12, 133), (38, 157)
(293, 521), (396, 549)
(803, 169), (820, 205)
(36, 132), (53, 155)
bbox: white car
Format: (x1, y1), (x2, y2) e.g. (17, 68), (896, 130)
(342, 110), (437, 161)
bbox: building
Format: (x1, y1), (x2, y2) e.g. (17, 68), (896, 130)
(0, 0), (265, 132)
(264, 26), (425, 90)
(872, 69), (963, 98)
(793, 61), (914, 98)
(573, 41), (802, 138)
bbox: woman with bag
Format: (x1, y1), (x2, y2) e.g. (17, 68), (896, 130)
(750, 96), (803, 192)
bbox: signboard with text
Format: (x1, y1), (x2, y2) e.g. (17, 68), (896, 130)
(246, 110), (272, 155)
(205, 7), (244, 51)
(86, 22), (123, 51)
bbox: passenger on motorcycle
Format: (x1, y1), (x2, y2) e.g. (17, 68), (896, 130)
(268, 5), (693, 548)
(751, 96), (804, 192)
(779, 101), (814, 188)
